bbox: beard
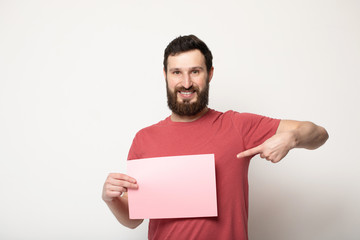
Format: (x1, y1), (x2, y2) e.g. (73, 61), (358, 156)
(166, 78), (209, 116)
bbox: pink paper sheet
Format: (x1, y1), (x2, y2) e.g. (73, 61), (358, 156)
(127, 154), (217, 219)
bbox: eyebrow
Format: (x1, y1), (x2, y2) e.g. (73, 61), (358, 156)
(168, 66), (204, 72)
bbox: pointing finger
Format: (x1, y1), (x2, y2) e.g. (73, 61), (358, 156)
(237, 145), (262, 158)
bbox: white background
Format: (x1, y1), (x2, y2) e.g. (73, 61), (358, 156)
(1, 0), (359, 239)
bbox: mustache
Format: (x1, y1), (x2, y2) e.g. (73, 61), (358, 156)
(175, 86), (200, 92)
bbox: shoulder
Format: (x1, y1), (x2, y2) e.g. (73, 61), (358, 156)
(133, 116), (169, 139)
(224, 110), (277, 121)
(221, 110), (280, 131)
(221, 110), (261, 122)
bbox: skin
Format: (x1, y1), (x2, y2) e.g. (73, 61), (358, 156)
(102, 173), (143, 228)
(102, 49), (329, 228)
(165, 50), (214, 122)
(237, 120), (329, 163)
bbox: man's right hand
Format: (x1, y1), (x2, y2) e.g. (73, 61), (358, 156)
(102, 173), (138, 202)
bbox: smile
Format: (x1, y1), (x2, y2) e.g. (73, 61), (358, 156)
(180, 91), (193, 95)
(178, 91), (196, 99)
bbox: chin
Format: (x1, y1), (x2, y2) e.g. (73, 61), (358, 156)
(178, 99), (197, 104)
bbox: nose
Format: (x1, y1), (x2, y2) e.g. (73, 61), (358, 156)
(182, 73), (193, 89)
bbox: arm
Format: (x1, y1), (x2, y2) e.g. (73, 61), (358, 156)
(102, 173), (144, 229)
(237, 120), (329, 163)
(276, 120), (329, 150)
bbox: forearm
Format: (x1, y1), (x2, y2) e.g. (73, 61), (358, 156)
(104, 194), (143, 229)
(237, 120), (328, 163)
(289, 121), (329, 150)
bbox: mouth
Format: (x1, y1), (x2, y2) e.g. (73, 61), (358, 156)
(178, 90), (196, 99)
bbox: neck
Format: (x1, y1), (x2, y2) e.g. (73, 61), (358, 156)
(170, 107), (209, 122)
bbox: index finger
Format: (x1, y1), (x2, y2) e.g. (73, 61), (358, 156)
(109, 173), (137, 183)
(237, 145), (262, 158)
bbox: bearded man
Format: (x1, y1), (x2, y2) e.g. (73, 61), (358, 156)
(102, 35), (329, 240)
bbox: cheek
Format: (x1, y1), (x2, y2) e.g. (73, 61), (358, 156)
(168, 84), (177, 93)
(166, 77), (179, 88)
(170, 82), (184, 92)
(194, 78), (207, 89)
(166, 79), (175, 92)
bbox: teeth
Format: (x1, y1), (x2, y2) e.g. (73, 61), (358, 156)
(180, 92), (192, 95)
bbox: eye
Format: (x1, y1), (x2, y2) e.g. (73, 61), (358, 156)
(173, 71), (181, 75)
(192, 70), (199, 74)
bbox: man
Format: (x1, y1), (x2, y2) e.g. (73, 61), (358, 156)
(102, 35), (328, 239)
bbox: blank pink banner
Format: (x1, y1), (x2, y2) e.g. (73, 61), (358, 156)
(127, 154), (217, 219)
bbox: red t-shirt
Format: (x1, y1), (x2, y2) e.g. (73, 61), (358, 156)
(127, 109), (280, 240)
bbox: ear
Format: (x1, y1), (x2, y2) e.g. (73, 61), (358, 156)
(208, 67), (214, 83)
(163, 68), (167, 80)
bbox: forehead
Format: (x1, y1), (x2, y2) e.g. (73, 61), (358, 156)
(167, 49), (206, 70)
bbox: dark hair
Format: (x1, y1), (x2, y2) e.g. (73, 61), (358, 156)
(163, 35), (213, 73)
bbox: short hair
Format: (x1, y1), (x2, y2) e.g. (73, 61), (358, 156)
(163, 35), (213, 73)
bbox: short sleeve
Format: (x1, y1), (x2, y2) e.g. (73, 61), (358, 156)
(127, 132), (142, 160)
(230, 111), (281, 150)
